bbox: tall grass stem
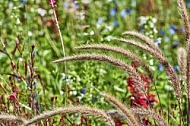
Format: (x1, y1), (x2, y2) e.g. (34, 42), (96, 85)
(52, 9), (68, 105)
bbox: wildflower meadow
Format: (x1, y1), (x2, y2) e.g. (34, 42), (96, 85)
(1, 0), (190, 125)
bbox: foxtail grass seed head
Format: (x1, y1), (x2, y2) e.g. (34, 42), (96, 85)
(102, 92), (139, 126)
(177, 0), (190, 40)
(0, 114), (26, 125)
(131, 108), (167, 126)
(116, 38), (182, 100)
(75, 44), (154, 82)
(186, 38), (190, 98)
(177, 47), (187, 80)
(106, 110), (126, 122)
(122, 31), (162, 54)
(53, 54), (146, 93)
(23, 106), (114, 126)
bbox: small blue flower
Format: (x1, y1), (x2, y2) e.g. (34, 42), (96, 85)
(32, 51), (37, 56)
(20, 0), (27, 3)
(169, 25), (177, 34)
(159, 29), (165, 36)
(165, 37), (170, 42)
(113, 20), (118, 26)
(173, 40), (180, 46)
(110, 9), (117, 16)
(173, 65), (179, 71)
(179, 27), (184, 33)
(126, 8), (133, 14)
(169, 28), (175, 35)
(64, 2), (69, 9)
(158, 63), (164, 71)
(81, 89), (86, 94)
(74, 3), (79, 9)
(121, 9), (126, 17)
(155, 38), (162, 46)
(171, 25), (177, 29)
(97, 18), (103, 25)
(92, 97), (98, 102)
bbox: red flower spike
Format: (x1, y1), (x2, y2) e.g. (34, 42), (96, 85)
(126, 77), (137, 93)
(8, 93), (16, 101)
(126, 78), (133, 86)
(49, 0), (57, 8)
(140, 74), (151, 83)
(135, 95), (148, 108)
(126, 60), (158, 125)
(147, 93), (159, 104)
(8, 92), (18, 104)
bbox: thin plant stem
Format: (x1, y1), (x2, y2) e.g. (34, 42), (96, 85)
(52, 8), (68, 105)
(52, 10), (66, 57)
(0, 36), (5, 49)
(188, 97), (190, 124)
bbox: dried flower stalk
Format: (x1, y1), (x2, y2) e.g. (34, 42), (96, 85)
(106, 110), (126, 121)
(122, 31), (162, 54)
(23, 105), (114, 126)
(116, 38), (181, 100)
(177, 0), (190, 40)
(102, 92), (139, 126)
(131, 107), (167, 126)
(0, 114), (26, 125)
(75, 44), (154, 82)
(177, 47), (187, 80)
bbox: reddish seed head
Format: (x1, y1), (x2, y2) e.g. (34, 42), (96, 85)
(142, 118), (152, 125)
(147, 93), (159, 104)
(114, 119), (124, 126)
(131, 61), (138, 68)
(8, 92), (17, 102)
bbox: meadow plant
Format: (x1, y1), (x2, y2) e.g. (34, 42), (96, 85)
(52, 0), (190, 125)
(1, 0), (190, 126)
